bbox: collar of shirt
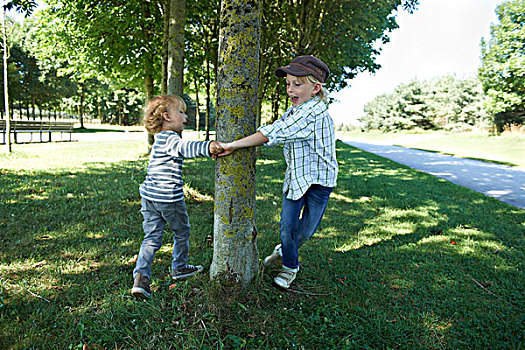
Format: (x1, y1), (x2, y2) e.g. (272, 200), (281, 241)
(285, 97), (323, 118)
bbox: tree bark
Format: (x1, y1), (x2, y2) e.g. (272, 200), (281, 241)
(210, 0), (261, 287)
(204, 51), (211, 141)
(167, 0), (185, 96)
(79, 84), (85, 128)
(2, 6), (11, 152)
(161, 0), (170, 95)
(193, 78), (201, 134)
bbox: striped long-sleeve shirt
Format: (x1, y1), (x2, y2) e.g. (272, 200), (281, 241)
(139, 131), (211, 203)
(258, 98), (338, 200)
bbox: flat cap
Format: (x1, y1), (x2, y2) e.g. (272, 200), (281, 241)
(275, 55), (330, 83)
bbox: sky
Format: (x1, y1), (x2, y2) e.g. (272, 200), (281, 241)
(328, 0), (504, 126)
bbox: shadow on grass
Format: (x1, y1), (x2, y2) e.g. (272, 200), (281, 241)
(0, 142), (523, 349)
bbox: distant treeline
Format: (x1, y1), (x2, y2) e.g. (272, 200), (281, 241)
(360, 76), (489, 132)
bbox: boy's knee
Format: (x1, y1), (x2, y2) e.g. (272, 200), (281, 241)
(174, 230), (191, 240)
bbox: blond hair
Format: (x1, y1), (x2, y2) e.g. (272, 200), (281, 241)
(296, 75), (328, 102)
(143, 95), (186, 134)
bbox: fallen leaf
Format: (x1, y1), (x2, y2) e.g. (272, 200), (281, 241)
(127, 254), (138, 264)
(83, 344), (104, 350)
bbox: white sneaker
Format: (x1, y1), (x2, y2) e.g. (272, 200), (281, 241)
(263, 244), (282, 266)
(274, 266), (299, 289)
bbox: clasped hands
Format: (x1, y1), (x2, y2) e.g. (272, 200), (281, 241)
(209, 141), (234, 159)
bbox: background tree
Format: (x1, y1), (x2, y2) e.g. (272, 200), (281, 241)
(257, 0), (420, 123)
(479, 0), (525, 132)
(41, 0), (163, 99)
(167, 0), (185, 96)
(2, 4), (12, 151)
(186, 0), (220, 140)
(2, 0), (37, 152)
(361, 76), (488, 132)
(6, 0), (422, 133)
(210, 0), (260, 287)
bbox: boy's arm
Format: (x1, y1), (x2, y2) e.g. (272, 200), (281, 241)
(165, 135), (212, 159)
(217, 132), (269, 156)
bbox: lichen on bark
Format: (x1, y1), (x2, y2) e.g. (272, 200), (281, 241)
(210, 0), (261, 287)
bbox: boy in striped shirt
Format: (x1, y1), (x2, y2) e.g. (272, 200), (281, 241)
(217, 56), (338, 289)
(131, 95), (223, 299)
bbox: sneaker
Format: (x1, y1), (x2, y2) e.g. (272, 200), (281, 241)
(274, 266), (299, 289)
(131, 272), (151, 299)
(263, 244), (282, 266)
(172, 265), (204, 280)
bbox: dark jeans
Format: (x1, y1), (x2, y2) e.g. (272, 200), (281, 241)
(279, 184), (333, 269)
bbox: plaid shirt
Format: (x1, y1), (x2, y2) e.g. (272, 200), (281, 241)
(139, 131), (211, 203)
(258, 98), (338, 200)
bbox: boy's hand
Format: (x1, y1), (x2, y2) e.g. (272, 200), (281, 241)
(209, 141), (224, 156)
(216, 142), (235, 157)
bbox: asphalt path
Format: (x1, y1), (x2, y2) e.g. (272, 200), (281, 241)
(342, 140), (525, 210)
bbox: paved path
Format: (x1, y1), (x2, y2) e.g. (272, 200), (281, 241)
(342, 140), (525, 210)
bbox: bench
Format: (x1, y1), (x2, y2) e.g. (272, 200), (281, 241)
(0, 119), (74, 143)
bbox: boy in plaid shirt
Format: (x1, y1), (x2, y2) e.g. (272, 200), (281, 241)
(217, 56), (338, 289)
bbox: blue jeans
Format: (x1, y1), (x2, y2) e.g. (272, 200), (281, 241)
(133, 198), (191, 279)
(280, 184), (333, 269)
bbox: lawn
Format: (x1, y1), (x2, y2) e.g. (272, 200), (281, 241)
(0, 139), (523, 349)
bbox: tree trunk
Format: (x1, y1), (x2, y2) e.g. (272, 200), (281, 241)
(79, 85), (85, 128)
(31, 95), (35, 119)
(194, 78), (201, 135)
(117, 96), (122, 125)
(210, 0), (261, 288)
(167, 0), (185, 96)
(144, 72), (155, 150)
(161, 0), (170, 95)
(204, 54), (211, 141)
(2, 6), (11, 152)
(271, 80), (281, 123)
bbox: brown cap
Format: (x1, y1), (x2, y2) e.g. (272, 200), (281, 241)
(275, 55), (330, 83)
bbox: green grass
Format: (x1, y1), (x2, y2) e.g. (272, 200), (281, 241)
(0, 140), (524, 349)
(338, 130), (525, 168)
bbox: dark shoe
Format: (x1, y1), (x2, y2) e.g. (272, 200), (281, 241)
(172, 265), (204, 280)
(131, 272), (151, 299)
(274, 266), (299, 289)
(263, 244), (282, 266)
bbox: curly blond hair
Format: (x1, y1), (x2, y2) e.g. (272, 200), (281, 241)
(143, 95), (186, 134)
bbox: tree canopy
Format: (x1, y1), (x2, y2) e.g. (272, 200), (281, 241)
(4, 0), (421, 125)
(479, 0), (525, 131)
